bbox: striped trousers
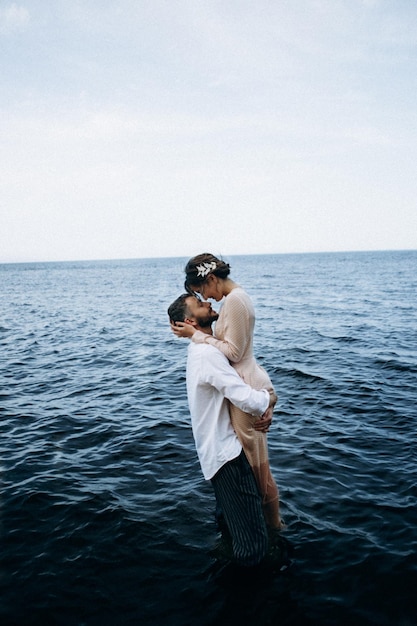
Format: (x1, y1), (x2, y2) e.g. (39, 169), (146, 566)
(211, 450), (269, 566)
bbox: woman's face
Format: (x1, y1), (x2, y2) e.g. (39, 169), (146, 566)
(193, 275), (222, 301)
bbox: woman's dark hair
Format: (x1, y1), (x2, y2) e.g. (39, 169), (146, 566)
(184, 253), (231, 294)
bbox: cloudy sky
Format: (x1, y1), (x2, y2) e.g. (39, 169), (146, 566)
(1, 0), (416, 263)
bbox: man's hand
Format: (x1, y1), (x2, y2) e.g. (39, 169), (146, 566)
(254, 406), (273, 433)
(254, 390), (277, 433)
(268, 390), (277, 408)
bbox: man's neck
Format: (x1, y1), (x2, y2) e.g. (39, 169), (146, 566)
(194, 325), (213, 336)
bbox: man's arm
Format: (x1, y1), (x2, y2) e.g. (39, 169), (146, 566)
(202, 346), (274, 417)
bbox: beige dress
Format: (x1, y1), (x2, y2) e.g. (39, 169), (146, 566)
(192, 287), (279, 507)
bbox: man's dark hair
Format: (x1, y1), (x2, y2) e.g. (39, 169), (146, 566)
(167, 294), (191, 324)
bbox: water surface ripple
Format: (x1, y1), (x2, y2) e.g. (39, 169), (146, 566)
(1, 251), (416, 625)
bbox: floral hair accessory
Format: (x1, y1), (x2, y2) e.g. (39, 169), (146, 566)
(196, 261), (217, 278)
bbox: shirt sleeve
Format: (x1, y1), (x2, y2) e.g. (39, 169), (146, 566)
(201, 346), (269, 416)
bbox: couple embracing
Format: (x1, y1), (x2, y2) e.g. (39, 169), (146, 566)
(168, 253), (288, 568)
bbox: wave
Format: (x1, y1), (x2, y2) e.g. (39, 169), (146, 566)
(1, 252), (417, 625)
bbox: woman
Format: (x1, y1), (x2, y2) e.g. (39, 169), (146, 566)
(172, 253), (283, 530)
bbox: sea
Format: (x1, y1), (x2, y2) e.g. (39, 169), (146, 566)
(1, 250), (416, 626)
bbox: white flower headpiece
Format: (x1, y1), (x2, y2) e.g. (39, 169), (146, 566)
(196, 261), (217, 278)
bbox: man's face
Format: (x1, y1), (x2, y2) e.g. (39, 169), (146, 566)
(186, 296), (219, 328)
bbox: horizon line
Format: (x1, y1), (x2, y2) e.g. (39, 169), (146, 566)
(1, 247), (416, 266)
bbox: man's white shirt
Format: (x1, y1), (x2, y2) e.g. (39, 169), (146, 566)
(186, 342), (270, 480)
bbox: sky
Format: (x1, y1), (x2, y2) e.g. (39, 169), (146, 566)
(1, 0), (417, 263)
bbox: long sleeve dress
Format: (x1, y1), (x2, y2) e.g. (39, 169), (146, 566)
(191, 287), (279, 508)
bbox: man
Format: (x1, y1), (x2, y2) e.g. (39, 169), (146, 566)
(168, 294), (277, 567)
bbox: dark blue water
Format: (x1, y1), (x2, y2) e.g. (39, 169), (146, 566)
(1, 251), (416, 625)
